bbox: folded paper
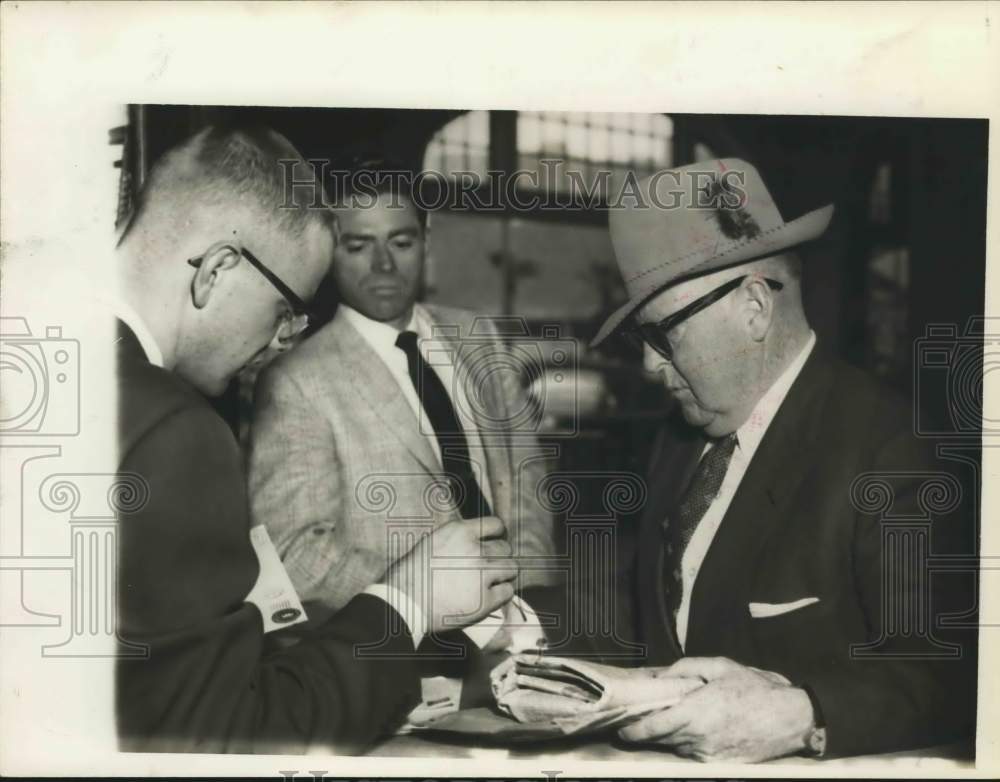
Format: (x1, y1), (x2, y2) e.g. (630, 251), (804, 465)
(485, 653), (704, 736)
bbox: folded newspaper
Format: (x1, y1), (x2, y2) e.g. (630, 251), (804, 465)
(408, 652), (703, 740)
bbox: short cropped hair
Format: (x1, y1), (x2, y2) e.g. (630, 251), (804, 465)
(126, 124), (332, 241)
(334, 157), (429, 230)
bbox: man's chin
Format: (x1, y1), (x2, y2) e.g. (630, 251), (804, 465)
(205, 379), (231, 398)
(174, 365), (228, 398)
(188, 374), (231, 398)
(678, 401), (715, 431)
(359, 299), (411, 325)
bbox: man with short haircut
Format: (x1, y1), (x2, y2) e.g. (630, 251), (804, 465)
(115, 128), (517, 754)
(592, 159), (975, 761)
(248, 164), (557, 635)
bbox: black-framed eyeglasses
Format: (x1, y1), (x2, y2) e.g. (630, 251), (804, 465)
(187, 245), (317, 323)
(623, 275), (784, 362)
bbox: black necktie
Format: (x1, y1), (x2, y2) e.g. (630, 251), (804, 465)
(664, 433), (738, 621)
(396, 330), (492, 520)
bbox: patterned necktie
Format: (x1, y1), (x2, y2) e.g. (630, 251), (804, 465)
(664, 432), (738, 621)
(396, 330), (492, 519)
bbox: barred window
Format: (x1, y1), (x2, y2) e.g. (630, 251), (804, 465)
(422, 110), (673, 199)
(516, 111), (673, 194)
(423, 110), (490, 181)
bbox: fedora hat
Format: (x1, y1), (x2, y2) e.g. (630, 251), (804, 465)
(591, 158), (833, 346)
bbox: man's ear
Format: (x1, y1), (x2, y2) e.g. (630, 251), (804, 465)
(190, 241), (243, 309)
(744, 277), (774, 342)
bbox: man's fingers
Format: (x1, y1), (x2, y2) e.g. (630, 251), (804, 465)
(429, 554), (516, 575)
(618, 705), (690, 743)
(472, 516), (507, 539)
(670, 740), (702, 759)
(484, 558), (518, 584)
(664, 655), (740, 682)
(481, 538), (512, 558)
(487, 580), (515, 609)
(481, 626), (512, 653)
(747, 665), (791, 686)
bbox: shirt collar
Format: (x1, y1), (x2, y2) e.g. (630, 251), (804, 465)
(339, 303), (424, 358)
(114, 300), (165, 368)
(735, 330), (816, 461)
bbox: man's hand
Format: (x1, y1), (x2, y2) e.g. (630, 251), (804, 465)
(386, 516), (518, 635)
(618, 657), (816, 763)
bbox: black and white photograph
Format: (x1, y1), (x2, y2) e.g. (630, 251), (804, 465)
(1, 2), (997, 778)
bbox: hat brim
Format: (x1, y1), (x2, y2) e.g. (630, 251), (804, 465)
(590, 203), (834, 347)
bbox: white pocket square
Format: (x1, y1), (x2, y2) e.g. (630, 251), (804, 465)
(748, 597), (820, 618)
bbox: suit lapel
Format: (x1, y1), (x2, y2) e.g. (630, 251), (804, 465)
(115, 319), (145, 364)
(329, 315), (440, 474)
(685, 349), (833, 652)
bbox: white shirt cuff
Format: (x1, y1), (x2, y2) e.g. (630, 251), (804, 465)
(506, 596), (547, 652)
(363, 583), (427, 649)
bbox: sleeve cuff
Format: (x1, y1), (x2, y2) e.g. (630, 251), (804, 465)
(363, 583), (427, 649)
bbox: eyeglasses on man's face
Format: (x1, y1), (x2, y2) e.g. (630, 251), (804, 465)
(187, 243), (317, 346)
(623, 274), (784, 363)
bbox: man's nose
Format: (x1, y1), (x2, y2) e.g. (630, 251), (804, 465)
(371, 241), (397, 273)
(643, 344), (667, 374)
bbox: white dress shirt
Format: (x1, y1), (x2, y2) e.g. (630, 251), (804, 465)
(114, 300), (165, 368)
(674, 331), (817, 649)
(339, 303), (494, 509)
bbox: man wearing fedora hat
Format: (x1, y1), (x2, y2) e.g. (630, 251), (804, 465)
(593, 159), (975, 761)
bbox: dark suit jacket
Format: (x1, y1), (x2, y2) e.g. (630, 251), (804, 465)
(115, 323), (421, 754)
(631, 347), (977, 757)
